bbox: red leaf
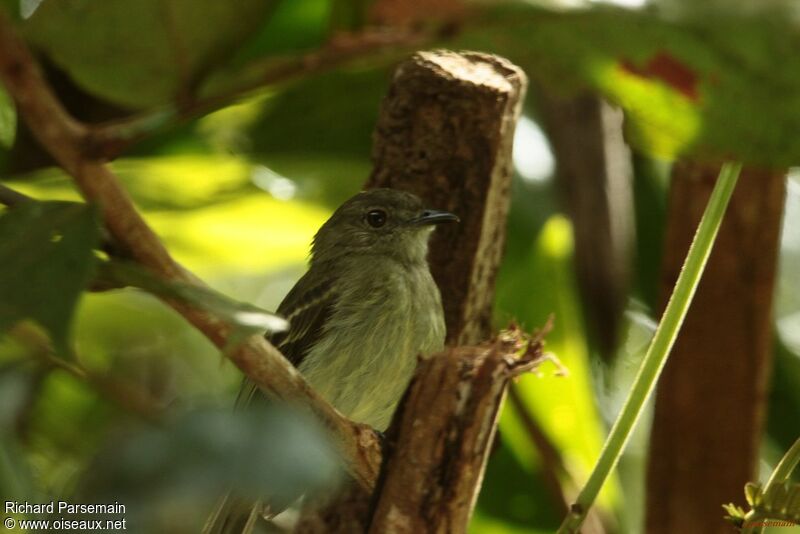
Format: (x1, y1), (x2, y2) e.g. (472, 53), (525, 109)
(620, 51), (699, 101)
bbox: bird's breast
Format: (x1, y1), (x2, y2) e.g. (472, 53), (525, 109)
(297, 262), (445, 430)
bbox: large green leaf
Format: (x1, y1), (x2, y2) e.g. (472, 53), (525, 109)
(0, 201), (99, 351)
(77, 405), (340, 532)
(20, 0), (279, 108)
(459, 4), (800, 166)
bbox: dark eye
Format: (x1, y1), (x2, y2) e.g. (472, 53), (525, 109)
(366, 209), (387, 228)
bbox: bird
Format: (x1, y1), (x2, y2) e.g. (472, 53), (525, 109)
(204, 187), (458, 533)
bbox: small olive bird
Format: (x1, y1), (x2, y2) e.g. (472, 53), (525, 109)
(204, 188), (458, 533)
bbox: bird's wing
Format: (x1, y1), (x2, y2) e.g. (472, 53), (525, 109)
(235, 270), (337, 408)
(204, 271), (338, 534)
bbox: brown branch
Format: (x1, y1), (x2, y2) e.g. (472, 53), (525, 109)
(0, 183), (34, 207)
(646, 162), (786, 534)
(0, 10), (382, 491)
(297, 50), (528, 532)
(366, 49), (525, 346)
(83, 29), (430, 160)
(369, 333), (543, 533)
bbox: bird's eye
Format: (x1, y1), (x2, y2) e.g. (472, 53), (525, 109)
(366, 209), (387, 228)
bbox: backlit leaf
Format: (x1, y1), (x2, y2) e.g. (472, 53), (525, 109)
(0, 201), (99, 351)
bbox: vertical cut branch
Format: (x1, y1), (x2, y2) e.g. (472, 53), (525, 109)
(369, 340), (539, 533)
(298, 50), (527, 533)
(646, 162), (786, 534)
(366, 49), (526, 345)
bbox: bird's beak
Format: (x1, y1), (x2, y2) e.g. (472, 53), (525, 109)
(412, 209), (460, 226)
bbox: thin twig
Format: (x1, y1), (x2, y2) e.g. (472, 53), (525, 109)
(0, 183), (33, 207)
(0, 10), (383, 491)
(507, 385), (608, 534)
(507, 385), (571, 516)
(84, 29), (428, 160)
(10, 324), (164, 423)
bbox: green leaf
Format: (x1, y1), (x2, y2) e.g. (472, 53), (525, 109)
(95, 259), (288, 342)
(76, 405), (340, 531)
(21, 0), (279, 108)
(0, 201), (99, 351)
(746, 482), (762, 506)
(459, 4), (800, 166)
(0, 86), (15, 149)
(722, 502), (746, 528)
(758, 482), (800, 523)
(18, 0), (43, 19)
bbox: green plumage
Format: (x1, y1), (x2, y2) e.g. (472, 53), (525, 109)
(205, 188), (456, 534)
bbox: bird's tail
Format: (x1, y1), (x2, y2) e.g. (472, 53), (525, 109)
(202, 494), (261, 534)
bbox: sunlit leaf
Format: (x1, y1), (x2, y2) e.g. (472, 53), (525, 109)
(459, 4), (800, 165)
(492, 215), (619, 512)
(0, 201), (99, 352)
(3, 156), (331, 277)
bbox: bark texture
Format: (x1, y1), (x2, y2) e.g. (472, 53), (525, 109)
(369, 337), (542, 533)
(366, 49), (526, 345)
(296, 50), (527, 533)
(538, 90), (633, 359)
(646, 162), (786, 534)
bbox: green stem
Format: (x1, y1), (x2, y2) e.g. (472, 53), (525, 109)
(557, 161), (743, 533)
(764, 437), (800, 491)
(744, 439), (800, 534)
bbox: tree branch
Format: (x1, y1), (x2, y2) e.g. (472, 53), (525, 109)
(0, 183), (34, 207)
(296, 49), (528, 532)
(83, 29), (430, 160)
(0, 10), (382, 491)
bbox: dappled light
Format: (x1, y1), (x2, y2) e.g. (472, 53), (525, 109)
(1, 1), (798, 533)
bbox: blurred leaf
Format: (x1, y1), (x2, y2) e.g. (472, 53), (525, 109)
(76, 405), (340, 530)
(4, 156), (331, 277)
(200, 67), (388, 205)
(631, 154), (669, 308)
(721, 502), (746, 528)
(0, 435), (38, 505)
(96, 259), (289, 342)
(242, 68), (387, 160)
(473, 439), (561, 532)
(461, 4), (800, 165)
(493, 215), (619, 512)
(21, 0), (279, 108)
(0, 362), (42, 505)
(0, 201), (99, 352)
(196, 0), (333, 99)
(18, 0), (43, 19)
(0, 361), (39, 431)
(227, 0), (331, 61)
(730, 481), (800, 527)
(0, 86), (15, 149)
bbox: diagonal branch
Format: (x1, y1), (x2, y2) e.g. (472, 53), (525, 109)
(84, 30), (430, 160)
(0, 10), (382, 491)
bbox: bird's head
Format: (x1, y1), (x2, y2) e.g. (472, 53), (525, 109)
(311, 188), (458, 265)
